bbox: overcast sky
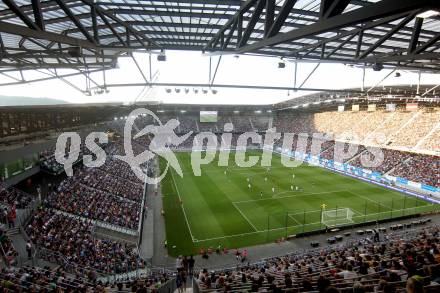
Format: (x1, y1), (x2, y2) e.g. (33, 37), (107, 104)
(0, 50), (439, 105)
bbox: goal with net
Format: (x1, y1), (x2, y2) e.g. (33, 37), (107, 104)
(321, 207), (355, 227)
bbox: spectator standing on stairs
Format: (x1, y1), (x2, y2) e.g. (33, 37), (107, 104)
(26, 241), (32, 259)
(188, 255), (195, 277)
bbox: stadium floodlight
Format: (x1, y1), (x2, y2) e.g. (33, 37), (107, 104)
(233, 110), (240, 114)
(417, 10), (440, 18)
(157, 50), (166, 61)
(67, 46), (81, 57)
(254, 110), (262, 113)
(372, 63), (384, 71)
(157, 110), (164, 113)
(267, 110), (272, 113)
(180, 110), (186, 113)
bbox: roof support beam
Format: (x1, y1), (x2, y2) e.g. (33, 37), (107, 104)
(357, 12), (417, 60)
(264, 0), (275, 37)
(325, 34), (356, 59)
(205, 0), (257, 49)
(82, 0), (159, 48)
(413, 28), (440, 54)
(266, 0), (298, 38)
(3, 0), (39, 30)
(97, 11), (127, 46)
(286, 11), (409, 57)
(234, 0), (435, 53)
(408, 17), (423, 54)
(354, 29), (363, 59)
(321, 0), (351, 19)
(31, 0), (45, 30)
(55, 0), (96, 44)
(90, 4), (99, 43)
(239, 0), (266, 47)
(0, 20), (98, 49)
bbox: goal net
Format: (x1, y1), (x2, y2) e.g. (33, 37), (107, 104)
(321, 207), (355, 227)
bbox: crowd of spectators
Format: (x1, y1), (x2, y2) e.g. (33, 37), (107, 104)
(0, 228), (18, 266)
(0, 183), (34, 209)
(389, 111), (440, 150)
(45, 175), (140, 230)
(195, 225), (440, 292)
(26, 208), (144, 274)
(0, 265), (97, 292)
(0, 264), (171, 292)
(39, 146), (83, 175)
(392, 154), (440, 188)
(349, 149), (413, 174)
(78, 167), (143, 203)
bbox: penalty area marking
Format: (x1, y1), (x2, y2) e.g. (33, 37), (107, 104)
(231, 202), (259, 232)
(233, 190), (347, 204)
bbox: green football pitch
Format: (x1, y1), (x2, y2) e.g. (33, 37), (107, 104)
(160, 150), (438, 256)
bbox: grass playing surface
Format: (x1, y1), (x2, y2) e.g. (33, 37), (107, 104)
(160, 150), (438, 256)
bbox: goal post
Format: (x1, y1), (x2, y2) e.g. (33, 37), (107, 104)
(321, 207), (355, 227)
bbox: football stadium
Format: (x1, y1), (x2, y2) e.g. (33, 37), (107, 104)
(0, 1), (440, 292)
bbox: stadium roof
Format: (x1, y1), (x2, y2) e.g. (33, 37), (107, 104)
(0, 0), (439, 85)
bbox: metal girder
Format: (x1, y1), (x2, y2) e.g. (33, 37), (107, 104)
(91, 4), (99, 43)
(362, 52), (440, 63)
(0, 20), (98, 49)
(413, 31), (440, 54)
(266, 0), (298, 38)
(408, 17), (424, 54)
(264, 0), (275, 37)
(97, 10), (127, 46)
(320, 0), (351, 19)
(0, 0), (440, 75)
(285, 11), (411, 57)
(239, 0), (266, 48)
(3, 0), (39, 30)
(233, 0), (434, 53)
(88, 1), (159, 49)
(55, 0), (96, 44)
(357, 12), (418, 60)
(31, 0), (45, 30)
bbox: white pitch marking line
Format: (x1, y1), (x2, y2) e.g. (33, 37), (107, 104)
(233, 190), (347, 204)
(170, 167), (196, 242)
(232, 202), (259, 232)
(193, 221), (324, 243)
(288, 214), (301, 225)
(346, 190), (393, 211)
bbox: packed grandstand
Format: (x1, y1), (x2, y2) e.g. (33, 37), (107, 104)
(1, 0), (440, 292)
(0, 101), (438, 292)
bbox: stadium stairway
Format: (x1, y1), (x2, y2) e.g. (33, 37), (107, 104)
(8, 226), (58, 268)
(384, 156), (412, 176)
